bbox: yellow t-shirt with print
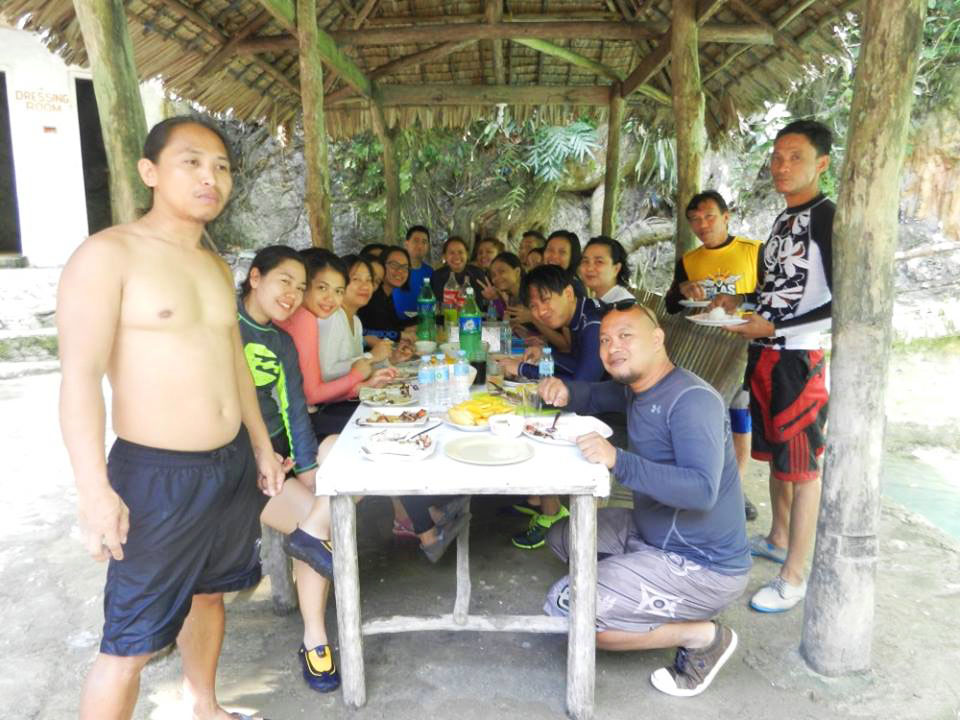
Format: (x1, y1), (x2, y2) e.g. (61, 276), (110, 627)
(681, 235), (761, 297)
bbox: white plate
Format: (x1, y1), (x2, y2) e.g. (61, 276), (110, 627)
(679, 299), (710, 308)
(686, 313), (748, 327)
(521, 414), (614, 446)
(403, 311), (418, 318)
(443, 412), (491, 432)
(356, 407), (430, 428)
(358, 384), (417, 406)
(444, 436), (533, 465)
(361, 436), (437, 462)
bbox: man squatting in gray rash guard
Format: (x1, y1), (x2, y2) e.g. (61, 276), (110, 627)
(537, 303), (751, 698)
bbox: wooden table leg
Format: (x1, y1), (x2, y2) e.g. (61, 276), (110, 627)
(566, 494), (597, 720)
(331, 494), (366, 708)
(453, 500), (471, 624)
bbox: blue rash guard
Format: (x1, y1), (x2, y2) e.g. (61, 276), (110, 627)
(564, 369), (751, 575)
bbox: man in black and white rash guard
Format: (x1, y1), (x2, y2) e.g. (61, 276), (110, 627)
(710, 119), (833, 615)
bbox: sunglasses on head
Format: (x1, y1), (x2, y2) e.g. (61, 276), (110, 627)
(599, 299), (660, 327)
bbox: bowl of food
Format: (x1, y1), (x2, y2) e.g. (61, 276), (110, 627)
(488, 413), (524, 438)
(414, 340), (437, 355)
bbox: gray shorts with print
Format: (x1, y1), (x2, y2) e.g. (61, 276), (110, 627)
(544, 508), (748, 633)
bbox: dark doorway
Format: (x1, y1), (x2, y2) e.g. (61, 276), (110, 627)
(0, 72), (22, 255)
(75, 78), (112, 234)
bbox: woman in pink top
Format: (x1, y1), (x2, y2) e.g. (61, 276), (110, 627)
(278, 249), (395, 438)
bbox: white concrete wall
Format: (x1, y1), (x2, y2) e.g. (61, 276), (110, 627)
(0, 27), (91, 267)
(0, 29), (170, 267)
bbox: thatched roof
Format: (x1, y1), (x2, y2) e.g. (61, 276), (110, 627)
(3, 0), (860, 137)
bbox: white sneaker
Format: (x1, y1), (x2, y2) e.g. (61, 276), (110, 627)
(750, 575), (806, 613)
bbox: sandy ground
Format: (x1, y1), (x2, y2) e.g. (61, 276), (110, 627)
(2, 370), (959, 720)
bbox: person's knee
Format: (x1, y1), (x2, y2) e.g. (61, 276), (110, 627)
(97, 651), (155, 679)
(191, 592), (224, 609)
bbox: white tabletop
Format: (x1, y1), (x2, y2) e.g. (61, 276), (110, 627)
(316, 403), (611, 498)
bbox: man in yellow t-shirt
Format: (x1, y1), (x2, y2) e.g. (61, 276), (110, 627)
(665, 190), (761, 522)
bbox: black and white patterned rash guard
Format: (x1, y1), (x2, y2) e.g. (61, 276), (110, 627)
(747, 193), (834, 351)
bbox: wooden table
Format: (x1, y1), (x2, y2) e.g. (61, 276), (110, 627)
(316, 406), (611, 719)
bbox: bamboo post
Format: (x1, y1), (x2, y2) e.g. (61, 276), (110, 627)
(71, 0), (149, 223)
(800, 0), (926, 676)
(332, 494), (366, 707)
(670, 0), (706, 256)
(297, 0), (334, 248)
(452, 500), (472, 624)
(601, 84), (625, 237)
(566, 494), (597, 720)
(370, 101), (400, 245)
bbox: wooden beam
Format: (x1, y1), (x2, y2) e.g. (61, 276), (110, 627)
(253, 0), (373, 97)
(363, 10), (622, 25)
(71, 0), (149, 223)
(671, 0), (707, 256)
(298, 0), (333, 248)
(238, 21), (771, 52)
(185, 10), (273, 84)
(326, 84), (611, 108)
(514, 37), (620, 83)
(351, 0), (380, 28)
(728, 0), (809, 63)
(703, 0), (841, 85)
(253, 0), (295, 33)
(369, 102), (400, 245)
(485, 0), (505, 85)
(325, 40), (473, 104)
(800, 0), (927, 677)
(621, 0), (731, 97)
(601, 85), (625, 236)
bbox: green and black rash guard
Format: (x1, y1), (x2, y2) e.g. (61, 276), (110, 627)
(237, 299), (318, 474)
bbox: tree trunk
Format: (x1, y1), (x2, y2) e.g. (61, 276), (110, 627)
(601, 85), (625, 237)
(800, 0), (926, 676)
(297, 0), (333, 248)
(71, 0), (149, 223)
(370, 102), (401, 245)
(670, 0), (706, 257)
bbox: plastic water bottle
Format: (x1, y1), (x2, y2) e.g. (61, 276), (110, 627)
(500, 323), (513, 357)
(486, 301), (499, 323)
(454, 350), (472, 404)
(417, 355), (434, 408)
(459, 287), (483, 360)
(416, 278), (436, 341)
(538, 347), (554, 379)
(434, 353), (450, 410)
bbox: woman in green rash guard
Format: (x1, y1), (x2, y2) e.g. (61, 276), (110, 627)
(238, 244), (342, 694)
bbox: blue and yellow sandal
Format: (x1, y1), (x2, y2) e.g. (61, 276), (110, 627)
(298, 643), (341, 693)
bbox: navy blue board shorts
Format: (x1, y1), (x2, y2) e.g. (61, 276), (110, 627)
(100, 428), (267, 656)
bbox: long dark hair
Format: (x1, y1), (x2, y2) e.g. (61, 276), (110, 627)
(301, 248), (348, 286)
(584, 236), (631, 287)
(240, 245), (305, 297)
(546, 230), (582, 272)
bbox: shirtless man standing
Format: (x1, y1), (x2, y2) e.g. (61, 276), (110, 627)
(58, 117), (285, 720)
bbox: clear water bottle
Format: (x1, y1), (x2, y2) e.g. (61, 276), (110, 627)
(500, 323), (513, 357)
(538, 347), (554, 379)
(417, 355), (434, 408)
(434, 353), (450, 410)
(454, 350), (472, 404)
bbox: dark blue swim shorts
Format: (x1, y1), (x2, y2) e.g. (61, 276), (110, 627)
(100, 428), (267, 656)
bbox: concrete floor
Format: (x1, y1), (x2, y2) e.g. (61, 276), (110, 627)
(3, 372), (959, 720)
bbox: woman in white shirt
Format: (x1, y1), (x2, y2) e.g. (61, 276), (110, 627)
(317, 255), (392, 381)
(580, 235), (635, 304)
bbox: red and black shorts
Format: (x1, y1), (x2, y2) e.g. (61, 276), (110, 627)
(745, 346), (828, 483)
